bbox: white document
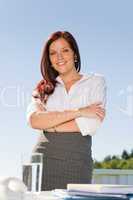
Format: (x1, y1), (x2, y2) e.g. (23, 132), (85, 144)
(67, 184), (133, 194)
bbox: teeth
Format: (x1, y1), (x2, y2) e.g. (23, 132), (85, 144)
(58, 62), (66, 65)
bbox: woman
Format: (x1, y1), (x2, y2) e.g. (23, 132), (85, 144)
(27, 31), (106, 191)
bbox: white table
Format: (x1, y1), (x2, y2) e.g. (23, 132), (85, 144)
(25, 191), (63, 200)
(25, 191), (133, 200)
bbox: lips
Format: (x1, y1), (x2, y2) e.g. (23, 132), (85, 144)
(57, 61), (66, 66)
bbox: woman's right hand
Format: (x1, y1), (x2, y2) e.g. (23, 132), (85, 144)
(79, 102), (105, 122)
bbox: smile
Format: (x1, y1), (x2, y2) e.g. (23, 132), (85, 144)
(57, 62), (66, 66)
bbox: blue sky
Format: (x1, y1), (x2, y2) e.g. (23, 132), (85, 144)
(0, 0), (133, 178)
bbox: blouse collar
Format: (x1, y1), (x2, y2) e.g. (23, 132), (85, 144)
(56, 73), (92, 85)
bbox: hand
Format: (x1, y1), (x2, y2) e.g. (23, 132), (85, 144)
(79, 102), (106, 122)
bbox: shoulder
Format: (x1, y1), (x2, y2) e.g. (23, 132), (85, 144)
(87, 73), (106, 85)
(90, 72), (105, 81)
(81, 73), (106, 90)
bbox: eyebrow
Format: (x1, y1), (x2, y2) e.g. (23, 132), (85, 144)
(49, 46), (70, 51)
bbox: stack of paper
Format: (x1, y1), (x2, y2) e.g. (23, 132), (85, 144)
(52, 189), (131, 200)
(67, 184), (133, 195)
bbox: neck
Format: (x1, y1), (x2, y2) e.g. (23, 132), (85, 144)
(59, 69), (81, 84)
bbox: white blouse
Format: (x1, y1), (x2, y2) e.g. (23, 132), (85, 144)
(27, 73), (106, 136)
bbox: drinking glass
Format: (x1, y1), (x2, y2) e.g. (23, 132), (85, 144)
(22, 152), (43, 193)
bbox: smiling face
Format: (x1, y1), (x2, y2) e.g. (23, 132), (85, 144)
(49, 38), (76, 75)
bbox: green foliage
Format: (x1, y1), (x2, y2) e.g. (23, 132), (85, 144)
(117, 159), (128, 169)
(130, 149), (133, 157)
(93, 160), (103, 168)
(94, 149), (133, 169)
(103, 155), (112, 162)
(125, 158), (133, 169)
(121, 150), (130, 160)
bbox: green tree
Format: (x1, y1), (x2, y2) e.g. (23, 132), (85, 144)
(93, 160), (102, 168)
(112, 155), (120, 160)
(126, 158), (133, 169)
(102, 161), (112, 169)
(121, 150), (130, 160)
(94, 149), (133, 169)
(129, 149), (133, 158)
(103, 155), (112, 162)
(117, 159), (128, 169)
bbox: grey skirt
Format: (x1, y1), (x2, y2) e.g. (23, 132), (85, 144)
(33, 131), (93, 191)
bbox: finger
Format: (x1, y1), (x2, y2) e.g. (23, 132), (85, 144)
(97, 108), (105, 113)
(96, 112), (105, 120)
(96, 112), (105, 117)
(95, 114), (103, 121)
(96, 109), (105, 116)
(96, 106), (105, 111)
(96, 115), (104, 122)
(95, 108), (105, 113)
(93, 106), (105, 111)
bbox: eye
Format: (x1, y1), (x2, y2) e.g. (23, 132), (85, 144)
(62, 48), (70, 53)
(49, 51), (56, 56)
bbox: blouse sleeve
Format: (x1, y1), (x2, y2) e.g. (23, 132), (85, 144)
(26, 97), (48, 127)
(75, 75), (107, 136)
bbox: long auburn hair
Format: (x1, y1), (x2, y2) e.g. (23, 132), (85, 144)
(33, 31), (81, 103)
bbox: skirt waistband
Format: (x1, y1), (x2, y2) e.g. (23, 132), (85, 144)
(43, 130), (81, 134)
(43, 131), (91, 149)
(33, 131), (92, 157)
(41, 131), (92, 142)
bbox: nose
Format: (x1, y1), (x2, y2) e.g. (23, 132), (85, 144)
(57, 52), (64, 60)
